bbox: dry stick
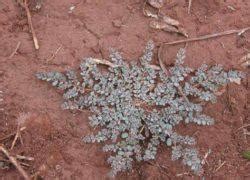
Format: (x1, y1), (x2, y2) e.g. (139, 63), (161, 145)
(11, 124), (24, 150)
(47, 45), (62, 62)
(214, 161), (226, 172)
(18, 0), (39, 49)
(163, 27), (250, 45)
(236, 124), (250, 132)
(11, 125), (20, 149)
(188, 0), (192, 14)
(0, 158), (31, 167)
(90, 58), (118, 68)
(0, 145), (31, 180)
(240, 117), (247, 143)
(234, 124), (250, 136)
(0, 127), (26, 142)
(89, 58), (161, 70)
(201, 149), (211, 165)
(176, 172), (189, 177)
(8, 41), (21, 59)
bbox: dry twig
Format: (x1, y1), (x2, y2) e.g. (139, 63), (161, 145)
(201, 149), (211, 165)
(0, 145), (31, 180)
(176, 172), (189, 177)
(89, 58), (161, 70)
(46, 45), (62, 62)
(214, 161), (226, 172)
(188, 0), (192, 14)
(90, 58), (119, 68)
(235, 124), (250, 132)
(11, 124), (24, 150)
(0, 127), (26, 142)
(8, 41), (21, 59)
(163, 27), (250, 45)
(17, 0), (39, 49)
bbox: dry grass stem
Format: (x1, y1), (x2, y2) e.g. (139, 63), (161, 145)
(0, 145), (31, 180)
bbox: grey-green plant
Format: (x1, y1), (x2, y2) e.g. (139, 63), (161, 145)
(36, 41), (244, 176)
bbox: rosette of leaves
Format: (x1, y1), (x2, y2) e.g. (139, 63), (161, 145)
(36, 41), (244, 176)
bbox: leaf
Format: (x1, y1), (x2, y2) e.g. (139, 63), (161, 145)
(177, 27), (189, 38)
(150, 20), (188, 37)
(160, 14), (180, 27)
(242, 151), (250, 160)
(147, 0), (164, 9)
(149, 20), (168, 29)
(143, 3), (188, 37)
(143, 4), (158, 19)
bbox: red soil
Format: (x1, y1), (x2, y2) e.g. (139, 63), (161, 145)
(0, 0), (249, 179)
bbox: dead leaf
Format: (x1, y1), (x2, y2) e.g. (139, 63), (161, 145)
(150, 20), (188, 37)
(150, 20), (168, 29)
(159, 14), (180, 27)
(177, 27), (189, 37)
(147, 0), (164, 9)
(143, 1), (188, 37)
(240, 53), (250, 68)
(143, 2), (159, 19)
(229, 77), (241, 85)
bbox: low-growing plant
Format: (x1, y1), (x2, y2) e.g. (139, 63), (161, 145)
(36, 41), (244, 176)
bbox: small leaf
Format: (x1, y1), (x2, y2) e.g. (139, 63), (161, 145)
(121, 132), (128, 139)
(242, 151), (250, 160)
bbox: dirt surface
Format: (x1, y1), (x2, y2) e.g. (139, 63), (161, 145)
(0, 0), (249, 179)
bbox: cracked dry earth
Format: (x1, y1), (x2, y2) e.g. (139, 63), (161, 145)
(0, 0), (249, 179)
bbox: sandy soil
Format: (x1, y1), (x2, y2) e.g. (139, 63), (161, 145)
(0, 0), (249, 179)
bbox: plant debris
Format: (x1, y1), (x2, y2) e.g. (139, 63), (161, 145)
(143, 2), (188, 37)
(17, 0), (39, 50)
(163, 27), (250, 45)
(239, 53), (250, 68)
(0, 145), (31, 180)
(147, 0), (164, 9)
(188, 0), (192, 14)
(150, 20), (188, 37)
